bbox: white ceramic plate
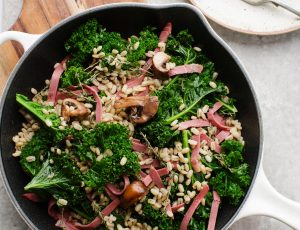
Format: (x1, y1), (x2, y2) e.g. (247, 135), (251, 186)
(189, 0), (300, 35)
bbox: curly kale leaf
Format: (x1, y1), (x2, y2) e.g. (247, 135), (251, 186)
(231, 163), (251, 188)
(65, 19), (103, 67)
(166, 29), (212, 68)
(136, 73), (225, 147)
(16, 94), (61, 128)
(83, 123), (140, 191)
(222, 139), (244, 153)
(125, 27), (159, 66)
(99, 31), (127, 54)
(139, 202), (173, 229)
(209, 171), (245, 205)
(93, 122), (132, 153)
(20, 128), (52, 176)
(167, 37), (197, 65)
(24, 154), (95, 219)
(16, 94), (69, 142)
(24, 153), (83, 192)
(221, 140), (245, 168)
(135, 30), (228, 148)
(208, 140), (251, 205)
(69, 128), (99, 162)
(188, 191), (213, 230)
(176, 30), (195, 46)
(60, 66), (91, 88)
(84, 148), (140, 191)
(68, 123), (135, 163)
(224, 150), (244, 168)
(135, 121), (180, 148)
(217, 97), (238, 117)
(164, 74), (226, 124)
(65, 18), (126, 67)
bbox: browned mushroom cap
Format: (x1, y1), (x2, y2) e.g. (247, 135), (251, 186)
(152, 51), (171, 79)
(131, 96), (159, 124)
(114, 96), (149, 109)
(62, 98), (89, 121)
(114, 95), (159, 124)
(120, 180), (147, 209)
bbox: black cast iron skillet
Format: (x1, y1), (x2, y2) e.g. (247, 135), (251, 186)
(1, 3), (299, 230)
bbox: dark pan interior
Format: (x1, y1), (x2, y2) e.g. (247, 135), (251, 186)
(0, 4), (261, 230)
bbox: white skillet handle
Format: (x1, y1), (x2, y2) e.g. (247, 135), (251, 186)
(0, 31), (41, 51)
(236, 165), (300, 229)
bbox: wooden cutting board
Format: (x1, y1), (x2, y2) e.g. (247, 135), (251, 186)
(0, 0), (144, 96)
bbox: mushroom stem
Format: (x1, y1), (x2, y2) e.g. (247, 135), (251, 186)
(152, 52), (171, 79)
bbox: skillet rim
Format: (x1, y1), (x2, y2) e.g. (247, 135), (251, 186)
(0, 3), (263, 230)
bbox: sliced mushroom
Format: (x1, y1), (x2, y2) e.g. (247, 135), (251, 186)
(114, 95), (159, 124)
(62, 98), (89, 121)
(152, 51), (171, 79)
(114, 96), (149, 109)
(131, 96), (159, 124)
(120, 180), (147, 208)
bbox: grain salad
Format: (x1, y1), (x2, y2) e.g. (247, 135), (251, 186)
(12, 19), (250, 230)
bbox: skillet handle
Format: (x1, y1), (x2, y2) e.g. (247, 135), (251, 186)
(0, 31), (41, 51)
(235, 166), (300, 228)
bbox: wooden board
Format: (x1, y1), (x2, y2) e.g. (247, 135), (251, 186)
(0, 0), (144, 96)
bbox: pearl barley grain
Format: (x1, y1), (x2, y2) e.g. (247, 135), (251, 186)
(191, 127), (200, 135)
(120, 156), (127, 166)
(209, 81), (217, 89)
(178, 184), (184, 193)
(31, 88), (38, 95)
(133, 42), (140, 50)
(45, 119), (53, 127)
(57, 198), (68, 206)
(193, 46), (201, 52)
(26, 156), (36, 162)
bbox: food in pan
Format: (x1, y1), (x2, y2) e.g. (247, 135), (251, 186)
(12, 19), (250, 229)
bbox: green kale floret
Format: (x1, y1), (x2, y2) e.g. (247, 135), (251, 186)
(16, 94), (68, 142)
(188, 191), (213, 230)
(20, 128), (52, 176)
(93, 122), (132, 153)
(208, 140), (251, 205)
(16, 94), (61, 128)
(99, 31), (127, 54)
(134, 30), (229, 147)
(84, 123), (140, 191)
(175, 30), (194, 46)
(126, 27), (159, 67)
(69, 127), (99, 162)
(24, 154), (95, 220)
(166, 29), (211, 66)
(135, 72), (226, 147)
(139, 202), (173, 229)
(135, 121), (179, 148)
(166, 30), (197, 65)
(222, 139), (244, 153)
(70, 122), (134, 162)
(209, 171), (245, 205)
(217, 97), (238, 117)
(65, 19), (103, 67)
(60, 66), (91, 88)
(84, 149), (139, 191)
(65, 18), (126, 66)
(221, 140), (245, 168)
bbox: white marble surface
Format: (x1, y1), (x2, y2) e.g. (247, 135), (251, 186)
(1, 0), (300, 229)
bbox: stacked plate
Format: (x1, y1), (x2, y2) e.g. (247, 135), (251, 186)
(190, 0), (300, 35)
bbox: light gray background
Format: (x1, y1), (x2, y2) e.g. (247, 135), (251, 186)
(1, 0), (299, 229)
